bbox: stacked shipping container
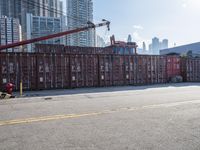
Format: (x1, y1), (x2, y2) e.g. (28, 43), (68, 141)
(1, 45), (198, 91)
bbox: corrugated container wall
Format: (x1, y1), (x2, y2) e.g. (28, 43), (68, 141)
(166, 56), (181, 81)
(0, 53), (36, 91)
(181, 57), (200, 82)
(0, 44), (199, 91)
(98, 55), (113, 87)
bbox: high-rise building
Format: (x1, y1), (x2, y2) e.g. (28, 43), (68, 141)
(127, 34), (132, 43)
(26, 13), (65, 52)
(0, 0), (63, 40)
(0, 16), (21, 52)
(161, 39), (168, 49)
(148, 37), (169, 55)
(66, 0), (95, 47)
(152, 37), (160, 55)
(149, 44), (152, 52)
(143, 42), (146, 52)
(47, 0), (63, 18)
(96, 35), (106, 47)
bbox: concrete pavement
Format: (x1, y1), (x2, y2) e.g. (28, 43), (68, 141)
(1, 83), (200, 150)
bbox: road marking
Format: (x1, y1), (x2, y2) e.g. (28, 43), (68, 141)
(0, 112), (105, 126)
(1, 99), (200, 126)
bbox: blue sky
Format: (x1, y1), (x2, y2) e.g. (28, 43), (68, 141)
(63, 0), (200, 48)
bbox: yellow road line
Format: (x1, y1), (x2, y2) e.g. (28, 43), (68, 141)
(1, 99), (200, 127)
(0, 112), (105, 126)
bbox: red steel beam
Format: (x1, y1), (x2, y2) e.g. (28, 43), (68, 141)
(0, 21), (110, 51)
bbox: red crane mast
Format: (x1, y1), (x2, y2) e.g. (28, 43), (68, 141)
(0, 20), (110, 51)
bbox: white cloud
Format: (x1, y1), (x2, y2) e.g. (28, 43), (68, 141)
(133, 25), (144, 30)
(181, 0), (190, 8)
(182, 3), (187, 8)
(132, 31), (150, 47)
(133, 31), (141, 41)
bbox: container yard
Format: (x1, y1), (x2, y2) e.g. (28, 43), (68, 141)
(1, 1), (200, 150)
(0, 44), (198, 91)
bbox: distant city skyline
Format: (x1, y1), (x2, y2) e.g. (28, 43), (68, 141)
(47, 0), (200, 48)
(148, 37), (169, 55)
(92, 0), (200, 48)
(1, 0), (199, 49)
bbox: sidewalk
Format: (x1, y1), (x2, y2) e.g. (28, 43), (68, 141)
(14, 82), (200, 98)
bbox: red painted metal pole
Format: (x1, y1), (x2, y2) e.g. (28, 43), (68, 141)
(0, 21), (110, 51)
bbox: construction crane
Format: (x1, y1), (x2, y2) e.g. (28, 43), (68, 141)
(0, 20), (110, 51)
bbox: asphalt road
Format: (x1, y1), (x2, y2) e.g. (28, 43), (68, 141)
(1, 83), (200, 150)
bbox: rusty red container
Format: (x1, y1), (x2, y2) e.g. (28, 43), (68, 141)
(83, 54), (99, 87)
(166, 56), (181, 81)
(123, 55), (135, 85)
(19, 53), (37, 90)
(0, 53), (20, 91)
(69, 54), (85, 88)
(69, 54), (99, 88)
(112, 55), (124, 86)
(182, 58), (200, 82)
(54, 54), (70, 89)
(36, 53), (54, 90)
(133, 55), (147, 85)
(98, 55), (113, 87)
(35, 44), (65, 53)
(0, 53), (37, 91)
(0, 49), (195, 92)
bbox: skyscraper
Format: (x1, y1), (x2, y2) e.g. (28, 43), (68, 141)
(0, 16), (21, 52)
(148, 37), (169, 54)
(96, 35), (106, 47)
(143, 42), (146, 52)
(26, 13), (65, 52)
(162, 39), (169, 49)
(127, 34), (132, 43)
(0, 0), (63, 40)
(67, 0), (95, 47)
(152, 37), (160, 55)
(149, 44), (152, 54)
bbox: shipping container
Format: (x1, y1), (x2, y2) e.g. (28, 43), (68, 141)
(133, 55), (147, 85)
(180, 57), (187, 82)
(69, 54), (99, 88)
(112, 55), (124, 86)
(98, 55), (113, 86)
(0, 53), (20, 90)
(19, 53), (37, 90)
(134, 55), (167, 85)
(158, 56), (167, 83)
(35, 44), (65, 53)
(54, 54), (70, 89)
(36, 53), (54, 90)
(123, 55), (135, 85)
(83, 54), (99, 87)
(0, 50), (198, 92)
(69, 54), (85, 88)
(166, 56), (181, 81)
(182, 57), (200, 82)
(65, 46), (114, 55)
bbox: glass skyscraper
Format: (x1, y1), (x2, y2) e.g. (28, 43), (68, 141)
(0, 0), (63, 40)
(67, 0), (95, 47)
(0, 16), (21, 52)
(26, 13), (65, 52)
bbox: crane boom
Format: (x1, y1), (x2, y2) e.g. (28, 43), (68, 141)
(0, 20), (110, 51)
